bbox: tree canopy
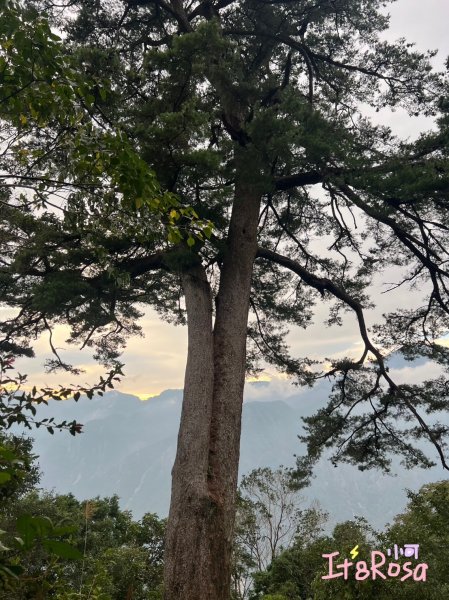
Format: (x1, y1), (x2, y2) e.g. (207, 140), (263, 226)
(253, 481), (449, 600)
(1, 487), (166, 598)
(2, 0), (448, 469)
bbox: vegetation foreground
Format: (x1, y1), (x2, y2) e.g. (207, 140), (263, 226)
(1, 433), (448, 599)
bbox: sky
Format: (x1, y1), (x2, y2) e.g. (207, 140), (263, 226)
(8, 0), (449, 399)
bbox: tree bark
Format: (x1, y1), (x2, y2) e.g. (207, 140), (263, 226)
(206, 179), (261, 599)
(164, 172), (261, 599)
(164, 263), (216, 598)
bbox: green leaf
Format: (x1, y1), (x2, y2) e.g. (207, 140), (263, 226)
(0, 472), (12, 484)
(16, 515), (53, 547)
(0, 564), (24, 579)
(167, 230), (177, 244)
(15, 515), (37, 548)
(42, 540), (83, 560)
(51, 524), (77, 537)
(0, 446), (16, 460)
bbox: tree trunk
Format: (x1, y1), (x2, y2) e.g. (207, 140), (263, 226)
(206, 180), (261, 598)
(164, 172), (261, 599)
(164, 263), (216, 597)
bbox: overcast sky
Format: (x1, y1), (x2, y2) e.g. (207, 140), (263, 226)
(11, 0), (449, 399)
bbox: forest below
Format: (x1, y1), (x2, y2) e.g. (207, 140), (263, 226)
(1, 432), (449, 599)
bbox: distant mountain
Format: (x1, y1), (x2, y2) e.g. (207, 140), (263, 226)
(26, 369), (448, 531)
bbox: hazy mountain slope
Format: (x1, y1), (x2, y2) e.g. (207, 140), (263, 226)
(26, 373), (447, 530)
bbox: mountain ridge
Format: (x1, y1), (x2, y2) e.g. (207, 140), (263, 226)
(25, 373), (448, 531)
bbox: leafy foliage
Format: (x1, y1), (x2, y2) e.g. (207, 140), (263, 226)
(0, 353), (123, 434)
(0, 485), (166, 599)
(251, 481), (449, 600)
(0, 434), (82, 591)
(0, 0), (213, 369)
(232, 467), (326, 599)
(0, 434), (39, 503)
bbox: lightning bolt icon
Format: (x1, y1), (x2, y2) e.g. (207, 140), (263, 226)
(350, 545), (359, 560)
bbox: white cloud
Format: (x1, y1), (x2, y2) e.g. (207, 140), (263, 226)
(389, 362), (444, 385)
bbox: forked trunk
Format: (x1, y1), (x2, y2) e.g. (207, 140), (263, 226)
(164, 176), (261, 599)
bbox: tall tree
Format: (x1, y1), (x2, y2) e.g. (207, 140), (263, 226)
(236, 467), (305, 574)
(2, 0), (449, 598)
(377, 480), (449, 600)
(233, 467), (325, 599)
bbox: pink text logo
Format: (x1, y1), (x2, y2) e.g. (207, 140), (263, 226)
(321, 550), (428, 582)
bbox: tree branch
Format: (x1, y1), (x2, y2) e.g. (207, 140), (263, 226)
(256, 246), (449, 470)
